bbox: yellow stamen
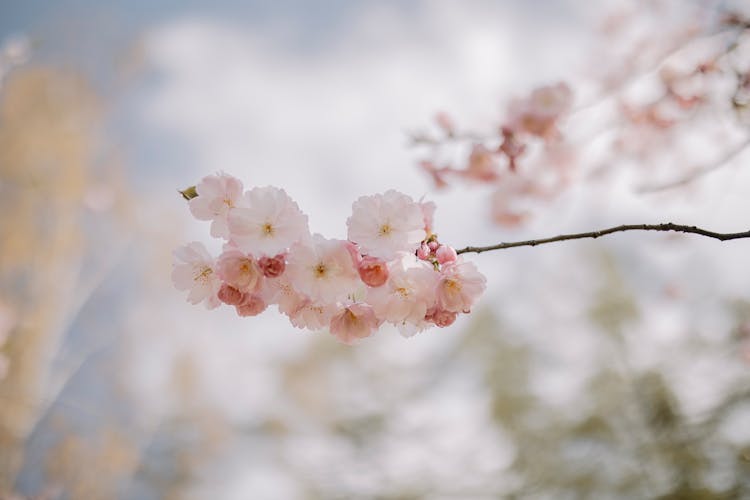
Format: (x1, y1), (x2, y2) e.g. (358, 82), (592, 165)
(194, 266), (213, 283)
(443, 279), (461, 292)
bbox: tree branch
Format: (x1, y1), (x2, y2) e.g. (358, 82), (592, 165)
(455, 223), (750, 254)
(638, 137), (750, 193)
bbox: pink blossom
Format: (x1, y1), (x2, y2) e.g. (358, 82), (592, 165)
(419, 160), (451, 189)
(435, 245), (458, 265)
(286, 235), (360, 302)
(498, 127), (526, 171)
(426, 307), (458, 327)
(416, 242), (431, 261)
(367, 253), (438, 326)
(236, 294), (267, 317)
(288, 300), (337, 330)
(217, 249), (262, 292)
(527, 83), (573, 118)
(344, 241), (362, 266)
(347, 190), (426, 260)
(329, 303), (380, 344)
(188, 173), (244, 239)
(262, 276), (307, 316)
(357, 256), (389, 287)
(217, 283), (245, 306)
(420, 199), (437, 234)
(464, 144), (499, 181)
(508, 82), (572, 139)
(436, 259), (486, 313)
(171, 242), (222, 309)
(227, 186), (309, 256)
(258, 254), (286, 278)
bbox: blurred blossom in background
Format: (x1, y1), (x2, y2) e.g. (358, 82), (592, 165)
(1, 0), (750, 499)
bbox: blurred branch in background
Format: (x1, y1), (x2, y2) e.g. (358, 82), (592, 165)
(0, 54), (133, 496)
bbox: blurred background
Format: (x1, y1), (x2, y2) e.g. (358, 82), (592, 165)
(1, 0), (750, 498)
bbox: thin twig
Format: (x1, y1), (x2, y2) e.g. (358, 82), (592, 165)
(455, 223), (750, 254)
(638, 137), (750, 193)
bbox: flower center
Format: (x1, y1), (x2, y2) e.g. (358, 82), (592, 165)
(379, 223), (392, 236)
(262, 222), (274, 236)
(314, 263), (327, 278)
(395, 286), (409, 298)
(194, 266), (213, 284)
(443, 279), (461, 292)
(344, 309), (360, 327)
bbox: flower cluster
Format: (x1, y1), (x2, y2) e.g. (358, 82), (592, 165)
(172, 173), (486, 343)
(415, 81), (575, 226)
(414, 5), (750, 224)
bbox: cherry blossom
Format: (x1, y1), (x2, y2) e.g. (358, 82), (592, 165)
(288, 300), (337, 330)
(227, 186), (309, 256)
(171, 242), (222, 309)
(174, 173), (487, 342)
(258, 254), (286, 278)
(425, 307), (458, 328)
(347, 190), (425, 259)
(216, 248), (262, 292)
(367, 253), (438, 326)
(329, 303), (380, 344)
(357, 256), (389, 287)
(435, 259), (487, 313)
(286, 235), (360, 303)
(217, 283), (245, 306)
(188, 172), (245, 239)
(236, 294), (267, 317)
(262, 275), (306, 316)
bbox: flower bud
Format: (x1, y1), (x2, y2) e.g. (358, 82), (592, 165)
(430, 308), (457, 327)
(416, 242), (431, 260)
(435, 244), (458, 265)
(218, 283), (245, 306)
(258, 254), (286, 278)
(236, 294), (267, 316)
(358, 256), (389, 287)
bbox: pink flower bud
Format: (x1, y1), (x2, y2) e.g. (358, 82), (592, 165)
(236, 294), (267, 316)
(358, 256), (389, 287)
(435, 245), (458, 265)
(428, 240), (439, 251)
(258, 254), (286, 278)
(416, 242), (431, 260)
(218, 283), (245, 306)
(431, 308), (457, 327)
